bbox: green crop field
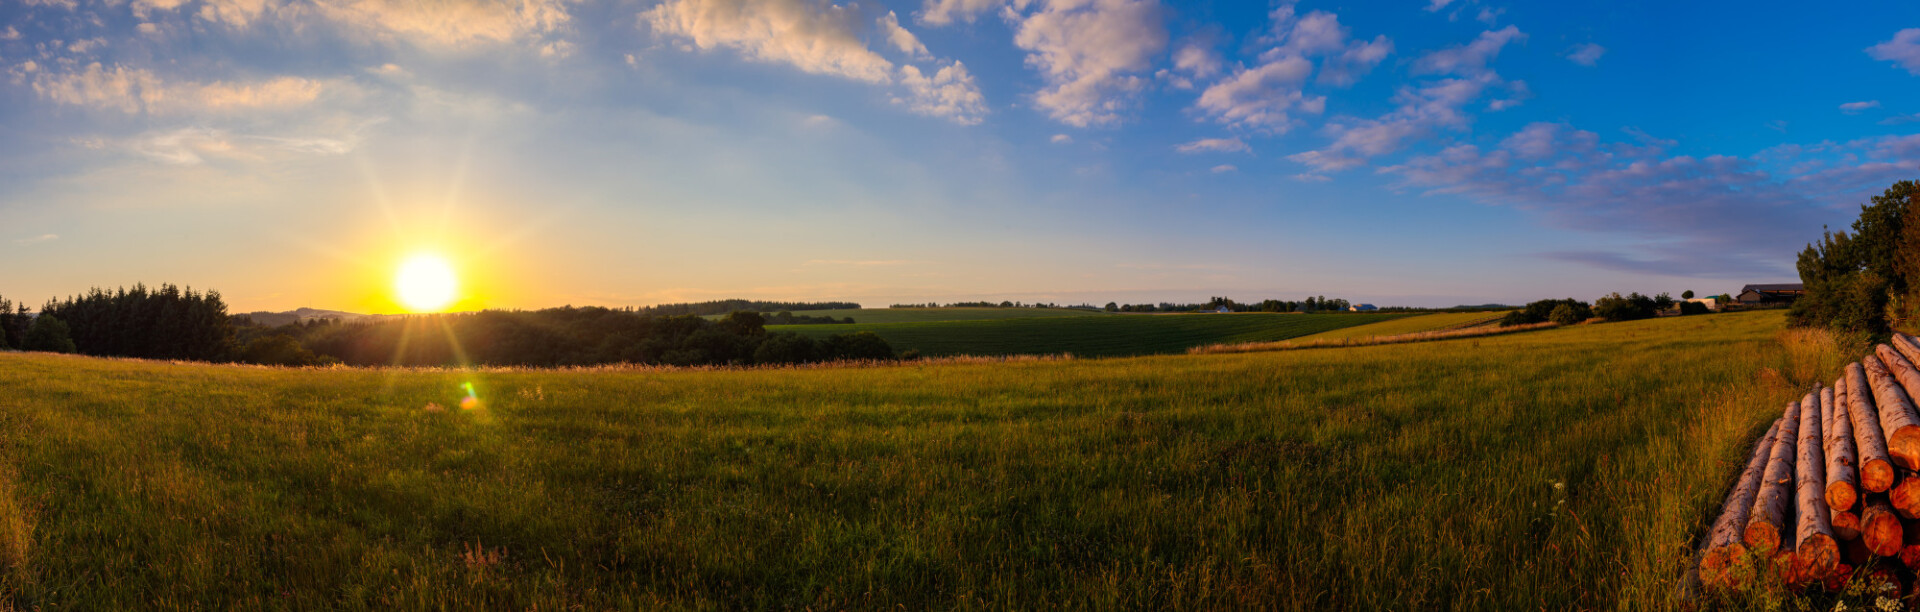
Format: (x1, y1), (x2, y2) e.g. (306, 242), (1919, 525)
(705, 307), (1111, 324)
(0, 310), (1845, 609)
(1289, 310), (1510, 342)
(771, 312), (1410, 357)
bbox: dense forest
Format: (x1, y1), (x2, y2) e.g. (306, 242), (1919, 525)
(1791, 179), (1919, 338)
(4, 286), (893, 367)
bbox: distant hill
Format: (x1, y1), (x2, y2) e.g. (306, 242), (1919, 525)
(237, 308), (370, 327)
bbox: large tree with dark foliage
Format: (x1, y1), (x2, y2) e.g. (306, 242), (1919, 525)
(38, 284), (234, 360)
(1791, 180), (1920, 336)
(0, 294), (29, 349)
(1502, 298), (1590, 326)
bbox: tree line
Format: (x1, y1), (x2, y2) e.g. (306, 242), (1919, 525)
(1501, 291), (1713, 327)
(635, 300), (860, 317)
(1790, 179), (1919, 338)
(2, 286), (896, 367)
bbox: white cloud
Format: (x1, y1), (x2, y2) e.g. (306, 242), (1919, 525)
(1566, 43), (1604, 67)
(13, 234), (58, 246)
(1841, 100), (1882, 114)
(1174, 137), (1249, 154)
(1172, 44), (1221, 80)
(0, 27), (19, 41)
(1050, 133), (1072, 144)
(1009, 0), (1167, 127)
(1191, 5), (1386, 130)
(22, 0), (77, 9)
(917, 0), (1006, 26)
(30, 63), (328, 115)
(1424, 0), (1455, 11)
(314, 0), (571, 47)
(1414, 25), (1523, 76)
(1868, 28), (1920, 75)
(1195, 56), (1315, 130)
(896, 62), (988, 125)
(643, 0), (894, 83)
(1209, 164), (1236, 173)
(878, 11), (930, 59)
(96, 126), (358, 165)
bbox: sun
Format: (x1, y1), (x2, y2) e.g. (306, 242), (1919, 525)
(395, 253), (458, 313)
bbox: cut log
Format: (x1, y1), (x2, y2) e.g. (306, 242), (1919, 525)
(1795, 390), (1840, 581)
(1865, 498), (1905, 557)
(1894, 332), (1920, 368)
(1865, 353), (1920, 471)
(1897, 471), (1920, 519)
(1824, 386), (1836, 456)
(1835, 505), (1863, 540)
(1745, 401), (1801, 554)
(1827, 385), (1860, 511)
(1850, 362), (1898, 492)
(1701, 418), (1784, 582)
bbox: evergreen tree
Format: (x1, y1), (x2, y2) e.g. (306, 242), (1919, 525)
(24, 315), (76, 353)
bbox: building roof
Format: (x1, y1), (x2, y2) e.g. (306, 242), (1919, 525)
(1740, 283), (1804, 293)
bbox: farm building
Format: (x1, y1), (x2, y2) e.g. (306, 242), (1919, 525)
(1213, 306), (1232, 313)
(1735, 283), (1805, 304)
(1348, 304), (1378, 312)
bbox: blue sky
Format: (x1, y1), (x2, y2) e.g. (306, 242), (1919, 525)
(1, 0), (1917, 312)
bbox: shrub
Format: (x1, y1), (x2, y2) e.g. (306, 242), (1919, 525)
(1548, 304), (1588, 325)
(1679, 301), (1711, 316)
(1504, 298), (1590, 326)
(1594, 292), (1659, 322)
(752, 333), (819, 365)
(23, 315), (76, 354)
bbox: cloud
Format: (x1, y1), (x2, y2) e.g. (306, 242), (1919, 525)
(1424, 0), (1455, 11)
(1565, 43), (1604, 67)
(1050, 133), (1072, 144)
(1190, 4), (1387, 130)
(804, 259), (915, 266)
(1209, 164), (1236, 173)
(1194, 56), (1315, 130)
(315, 0), (571, 47)
(917, 0), (1005, 26)
(644, 0), (893, 83)
(1841, 100), (1882, 114)
(1414, 26), (1524, 77)
(29, 63), (328, 114)
(1009, 0), (1167, 127)
(1174, 137), (1249, 154)
(92, 125), (363, 165)
(895, 62), (988, 125)
(647, 0), (986, 124)
(1868, 28), (1920, 75)
(1378, 124), (1920, 277)
(878, 11), (930, 59)
(0, 27), (19, 41)
(1289, 27), (1524, 174)
(13, 234), (58, 246)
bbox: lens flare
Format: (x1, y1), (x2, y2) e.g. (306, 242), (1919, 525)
(395, 253), (457, 312)
(460, 381), (481, 410)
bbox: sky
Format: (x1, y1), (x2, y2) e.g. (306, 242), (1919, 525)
(1, 0), (1918, 313)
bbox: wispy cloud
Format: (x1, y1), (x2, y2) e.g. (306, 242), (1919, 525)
(1565, 43), (1604, 66)
(1210, 164), (1237, 173)
(805, 259), (918, 266)
(28, 63), (329, 115)
(1175, 137), (1249, 154)
(1841, 100), (1882, 114)
(14, 234), (58, 246)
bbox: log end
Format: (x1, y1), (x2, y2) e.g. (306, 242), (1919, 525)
(1865, 511), (1905, 557)
(1744, 522), (1781, 556)
(1829, 482), (1858, 513)
(1864, 459), (1897, 493)
(1834, 511), (1863, 541)
(1795, 535), (1840, 584)
(1893, 427), (1920, 471)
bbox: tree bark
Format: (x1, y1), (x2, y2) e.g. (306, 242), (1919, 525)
(1865, 498), (1905, 557)
(1865, 353), (1920, 471)
(1796, 391), (1840, 581)
(1828, 385), (1860, 511)
(1746, 401), (1801, 555)
(1850, 362), (1898, 492)
(1892, 333), (1920, 369)
(1702, 418), (1783, 582)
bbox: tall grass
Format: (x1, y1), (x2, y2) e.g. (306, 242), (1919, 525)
(0, 311), (1839, 609)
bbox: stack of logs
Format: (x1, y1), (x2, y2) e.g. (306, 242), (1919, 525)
(1702, 332), (1920, 588)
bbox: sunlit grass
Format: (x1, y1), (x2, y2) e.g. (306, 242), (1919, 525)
(0, 310), (1837, 608)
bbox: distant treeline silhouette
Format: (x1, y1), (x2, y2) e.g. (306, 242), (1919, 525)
(634, 300), (859, 317)
(4, 285), (892, 367)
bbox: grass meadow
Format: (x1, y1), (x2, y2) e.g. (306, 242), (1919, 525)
(1289, 310), (1508, 342)
(771, 312), (1410, 357)
(0, 310), (1845, 609)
